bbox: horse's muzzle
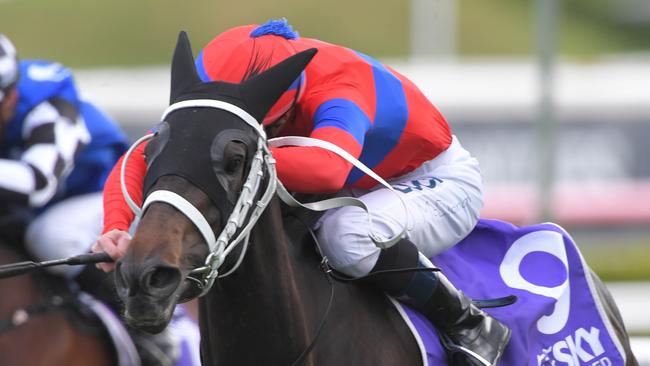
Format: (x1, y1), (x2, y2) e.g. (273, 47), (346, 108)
(115, 260), (183, 332)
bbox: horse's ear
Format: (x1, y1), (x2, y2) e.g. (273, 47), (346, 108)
(241, 48), (317, 123)
(170, 31), (202, 103)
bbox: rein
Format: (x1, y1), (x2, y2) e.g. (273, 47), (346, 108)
(120, 99), (409, 300)
(121, 100), (278, 298)
(287, 214), (516, 365)
(119, 99), (516, 365)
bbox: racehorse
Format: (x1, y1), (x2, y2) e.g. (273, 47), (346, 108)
(114, 32), (638, 365)
(0, 241), (115, 366)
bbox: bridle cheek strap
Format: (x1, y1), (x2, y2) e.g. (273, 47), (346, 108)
(142, 190), (218, 252)
(120, 98), (409, 300)
(120, 100), (274, 294)
(161, 99), (266, 140)
(269, 136), (408, 249)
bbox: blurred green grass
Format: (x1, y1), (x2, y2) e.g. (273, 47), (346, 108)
(0, 0), (409, 66)
(580, 239), (650, 282)
(459, 0), (650, 58)
(2, 0), (650, 67)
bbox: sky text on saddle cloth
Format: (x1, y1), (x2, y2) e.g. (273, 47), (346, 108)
(400, 219), (627, 366)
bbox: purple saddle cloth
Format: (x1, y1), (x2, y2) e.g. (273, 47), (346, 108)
(392, 219), (627, 366)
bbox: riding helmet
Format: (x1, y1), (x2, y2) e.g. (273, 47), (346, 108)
(195, 18), (305, 125)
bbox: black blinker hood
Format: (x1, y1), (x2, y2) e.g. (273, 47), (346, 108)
(141, 30), (316, 218)
(143, 109), (257, 215)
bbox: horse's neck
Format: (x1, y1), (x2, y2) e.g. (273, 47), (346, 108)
(199, 198), (420, 365)
(200, 198), (326, 364)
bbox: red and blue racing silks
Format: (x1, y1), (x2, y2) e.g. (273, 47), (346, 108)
(102, 20), (452, 232)
(195, 22), (452, 192)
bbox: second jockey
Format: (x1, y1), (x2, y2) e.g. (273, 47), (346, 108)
(0, 34), (198, 366)
(94, 19), (511, 365)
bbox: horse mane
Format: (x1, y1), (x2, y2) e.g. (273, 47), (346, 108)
(242, 48), (273, 81)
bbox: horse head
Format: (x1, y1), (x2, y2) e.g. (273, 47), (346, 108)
(114, 31), (315, 333)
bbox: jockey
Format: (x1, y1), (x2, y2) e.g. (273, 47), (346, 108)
(0, 34), (196, 366)
(94, 19), (511, 365)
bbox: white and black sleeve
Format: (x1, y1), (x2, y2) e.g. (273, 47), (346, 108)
(0, 98), (90, 207)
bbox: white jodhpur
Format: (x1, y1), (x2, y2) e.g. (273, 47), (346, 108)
(317, 135), (483, 277)
(25, 192), (104, 278)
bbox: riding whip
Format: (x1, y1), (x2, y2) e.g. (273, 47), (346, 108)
(0, 252), (113, 279)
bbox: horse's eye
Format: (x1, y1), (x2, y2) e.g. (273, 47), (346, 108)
(225, 156), (244, 174)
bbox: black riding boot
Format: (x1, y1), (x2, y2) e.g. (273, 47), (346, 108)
(76, 264), (180, 366)
(365, 239), (511, 366)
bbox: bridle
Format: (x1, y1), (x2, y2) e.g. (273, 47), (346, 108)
(118, 98), (516, 365)
(121, 99), (277, 299)
(119, 98), (409, 301)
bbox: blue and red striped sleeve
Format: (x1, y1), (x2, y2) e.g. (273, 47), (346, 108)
(271, 90), (374, 193)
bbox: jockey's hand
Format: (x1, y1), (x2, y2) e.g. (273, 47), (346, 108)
(91, 229), (132, 272)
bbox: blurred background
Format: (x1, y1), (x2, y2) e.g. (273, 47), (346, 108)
(2, 0), (649, 359)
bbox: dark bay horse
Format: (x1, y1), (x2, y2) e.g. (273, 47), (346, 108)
(120, 174), (419, 365)
(114, 32), (638, 365)
(0, 242), (114, 366)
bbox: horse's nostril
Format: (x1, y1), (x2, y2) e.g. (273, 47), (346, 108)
(144, 266), (181, 293)
(115, 261), (137, 297)
(115, 261), (126, 287)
